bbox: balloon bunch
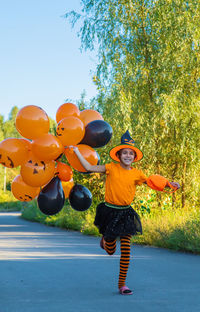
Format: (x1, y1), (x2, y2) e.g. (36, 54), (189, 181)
(0, 103), (112, 215)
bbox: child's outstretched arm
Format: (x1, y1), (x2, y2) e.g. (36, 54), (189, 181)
(146, 174), (180, 192)
(68, 146), (106, 173)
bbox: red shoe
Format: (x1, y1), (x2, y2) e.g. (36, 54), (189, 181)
(119, 286), (133, 295)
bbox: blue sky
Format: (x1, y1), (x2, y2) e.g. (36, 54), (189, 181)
(0, 0), (98, 120)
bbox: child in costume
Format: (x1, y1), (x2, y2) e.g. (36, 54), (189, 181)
(70, 130), (180, 295)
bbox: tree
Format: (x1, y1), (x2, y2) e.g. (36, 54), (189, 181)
(3, 106), (20, 139)
(8, 106), (19, 121)
(66, 0), (200, 208)
(0, 115), (4, 141)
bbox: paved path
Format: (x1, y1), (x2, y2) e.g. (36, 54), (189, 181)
(0, 212), (199, 312)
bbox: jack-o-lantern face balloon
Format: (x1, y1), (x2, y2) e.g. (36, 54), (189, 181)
(20, 153), (55, 187)
(56, 116), (85, 146)
(15, 105), (49, 140)
(11, 175), (40, 202)
(0, 138), (29, 168)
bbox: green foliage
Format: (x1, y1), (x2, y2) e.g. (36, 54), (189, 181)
(20, 195), (200, 254)
(0, 115), (5, 141)
(134, 207), (200, 254)
(21, 199), (47, 222)
(49, 117), (57, 135)
(66, 0), (200, 208)
(3, 106), (20, 139)
(0, 190), (23, 211)
(21, 199), (99, 235)
(0, 166), (20, 192)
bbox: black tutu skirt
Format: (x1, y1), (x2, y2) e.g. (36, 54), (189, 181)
(94, 202), (142, 240)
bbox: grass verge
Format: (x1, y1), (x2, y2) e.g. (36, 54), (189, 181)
(20, 199), (200, 255)
(0, 191), (23, 211)
(133, 208), (200, 254)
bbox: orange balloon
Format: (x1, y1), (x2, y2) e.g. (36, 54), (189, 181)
(56, 103), (80, 123)
(65, 144), (98, 172)
(62, 180), (74, 198)
(15, 105), (49, 140)
(56, 162), (73, 181)
(11, 175), (40, 202)
(20, 153), (55, 187)
(0, 138), (29, 168)
(19, 138), (32, 152)
(80, 109), (103, 126)
(56, 116), (85, 146)
(31, 134), (64, 161)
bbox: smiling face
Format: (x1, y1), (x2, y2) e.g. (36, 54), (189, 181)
(117, 148), (136, 167)
(11, 175), (40, 202)
(20, 154), (55, 187)
(56, 116), (85, 146)
(0, 154), (14, 168)
(0, 138), (29, 168)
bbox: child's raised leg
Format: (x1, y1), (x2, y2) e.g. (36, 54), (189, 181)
(103, 238), (116, 255)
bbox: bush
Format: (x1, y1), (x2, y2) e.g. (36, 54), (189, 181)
(0, 190), (23, 211)
(21, 199), (99, 236)
(20, 189), (200, 254)
(133, 207), (200, 254)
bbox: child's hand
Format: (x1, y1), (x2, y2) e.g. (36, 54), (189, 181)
(169, 182), (180, 190)
(66, 145), (79, 154)
(68, 145), (77, 151)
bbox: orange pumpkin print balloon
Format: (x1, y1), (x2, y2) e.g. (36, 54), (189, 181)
(56, 103), (80, 123)
(20, 153), (55, 187)
(62, 180), (74, 198)
(56, 162), (73, 181)
(56, 116), (85, 146)
(65, 144), (98, 172)
(0, 138), (29, 168)
(31, 134), (64, 161)
(80, 109), (103, 126)
(15, 105), (49, 140)
(11, 175), (40, 202)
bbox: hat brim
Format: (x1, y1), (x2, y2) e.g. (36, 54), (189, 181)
(109, 144), (143, 162)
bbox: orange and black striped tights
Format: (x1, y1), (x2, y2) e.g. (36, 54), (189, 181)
(104, 234), (132, 289)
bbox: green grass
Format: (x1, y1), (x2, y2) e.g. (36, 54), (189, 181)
(0, 191), (23, 211)
(133, 208), (200, 254)
(20, 198), (200, 254)
(21, 199), (99, 236)
(1, 188), (199, 254)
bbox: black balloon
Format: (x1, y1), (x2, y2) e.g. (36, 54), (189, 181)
(37, 176), (65, 215)
(80, 120), (113, 148)
(69, 184), (92, 211)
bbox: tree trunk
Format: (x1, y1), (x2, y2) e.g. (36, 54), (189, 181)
(155, 150), (162, 207)
(181, 161), (186, 208)
(171, 160), (178, 208)
(4, 167), (6, 192)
